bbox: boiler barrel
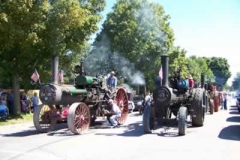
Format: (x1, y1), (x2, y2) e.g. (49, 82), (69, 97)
(153, 86), (186, 107)
(39, 84), (87, 105)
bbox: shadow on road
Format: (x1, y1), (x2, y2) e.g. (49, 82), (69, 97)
(218, 125), (240, 141)
(229, 111), (240, 115)
(1, 123), (68, 137)
(226, 116), (240, 123)
(229, 108), (238, 111)
(95, 121), (146, 137)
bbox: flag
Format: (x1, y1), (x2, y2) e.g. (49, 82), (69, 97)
(159, 65), (163, 78)
(58, 69), (64, 82)
(31, 69), (40, 82)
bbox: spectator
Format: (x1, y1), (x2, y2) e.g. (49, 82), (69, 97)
(8, 90), (14, 114)
(223, 93), (228, 110)
(20, 92), (27, 113)
(0, 100), (9, 119)
(31, 92), (39, 112)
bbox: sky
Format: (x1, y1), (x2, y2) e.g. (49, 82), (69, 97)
(91, 0), (240, 85)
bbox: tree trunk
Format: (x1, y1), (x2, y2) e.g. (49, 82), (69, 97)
(12, 74), (20, 115)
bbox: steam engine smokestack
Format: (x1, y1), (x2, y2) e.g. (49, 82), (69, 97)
(161, 55), (169, 86)
(200, 73), (205, 88)
(51, 55), (59, 84)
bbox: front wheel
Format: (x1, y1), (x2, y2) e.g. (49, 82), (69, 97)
(178, 107), (187, 135)
(67, 102), (91, 134)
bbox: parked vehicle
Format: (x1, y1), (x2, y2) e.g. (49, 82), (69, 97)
(128, 101), (135, 113)
(132, 95), (144, 113)
(236, 94), (240, 112)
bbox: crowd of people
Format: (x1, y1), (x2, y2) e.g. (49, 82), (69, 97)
(0, 88), (39, 120)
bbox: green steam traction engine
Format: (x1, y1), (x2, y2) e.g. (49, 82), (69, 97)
(33, 56), (129, 134)
(143, 55), (206, 135)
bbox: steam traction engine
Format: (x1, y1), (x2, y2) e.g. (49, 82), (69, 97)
(33, 56), (129, 134)
(143, 55), (205, 135)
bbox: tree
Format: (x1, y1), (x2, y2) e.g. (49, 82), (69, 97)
(187, 56), (215, 83)
(204, 57), (231, 85)
(0, 0), (105, 114)
(92, 0), (175, 91)
(232, 72), (240, 91)
(169, 46), (188, 78)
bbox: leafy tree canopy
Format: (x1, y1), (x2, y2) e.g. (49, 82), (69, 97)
(0, 0), (105, 87)
(91, 0), (174, 91)
(232, 72), (240, 91)
(204, 57), (231, 85)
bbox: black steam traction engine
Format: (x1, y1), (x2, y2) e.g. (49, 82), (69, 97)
(33, 56), (129, 134)
(143, 55), (206, 135)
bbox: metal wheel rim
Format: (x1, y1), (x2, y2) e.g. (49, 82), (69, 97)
(74, 103), (90, 133)
(115, 88), (128, 124)
(39, 105), (51, 131)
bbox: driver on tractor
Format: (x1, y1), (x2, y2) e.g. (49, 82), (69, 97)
(107, 71), (117, 92)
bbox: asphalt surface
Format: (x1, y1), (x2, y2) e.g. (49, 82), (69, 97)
(0, 98), (240, 160)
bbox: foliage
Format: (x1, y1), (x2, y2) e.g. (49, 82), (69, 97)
(0, 0), (105, 114)
(92, 0), (175, 91)
(187, 56), (215, 82)
(169, 46), (188, 78)
(204, 57), (231, 85)
(0, 0), (105, 87)
(232, 72), (240, 91)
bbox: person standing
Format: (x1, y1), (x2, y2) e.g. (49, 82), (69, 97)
(223, 92), (228, 110)
(20, 92), (27, 113)
(107, 71), (117, 91)
(31, 92), (39, 112)
(8, 90), (14, 114)
(155, 75), (162, 87)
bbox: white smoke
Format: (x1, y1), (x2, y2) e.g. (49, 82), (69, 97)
(122, 83), (133, 93)
(132, 1), (168, 53)
(84, 34), (146, 86)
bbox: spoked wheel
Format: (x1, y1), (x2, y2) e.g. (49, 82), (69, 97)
(114, 88), (128, 125)
(67, 102), (91, 134)
(178, 106), (187, 135)
(33, 104), (53, 132)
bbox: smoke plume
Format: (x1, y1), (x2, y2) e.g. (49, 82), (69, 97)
(132, 1), (168, 53)
(83, 34), (146, 86)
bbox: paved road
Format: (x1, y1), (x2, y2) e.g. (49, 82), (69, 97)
(0, 99), (240, 160)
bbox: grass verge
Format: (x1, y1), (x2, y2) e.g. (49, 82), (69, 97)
(0, 113), (33, 126)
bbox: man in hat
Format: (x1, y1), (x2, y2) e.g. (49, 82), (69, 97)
(107, 71), (117, 91)
(104, 99), (121, 128)
(188, 75), (194, 95)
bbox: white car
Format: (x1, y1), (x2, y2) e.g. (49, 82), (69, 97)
(128, 101), (135, 113)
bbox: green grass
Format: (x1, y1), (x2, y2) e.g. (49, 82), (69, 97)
(0, 113), (33, 126)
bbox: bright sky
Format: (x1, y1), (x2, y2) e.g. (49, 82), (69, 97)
(92, 0), (240, 85)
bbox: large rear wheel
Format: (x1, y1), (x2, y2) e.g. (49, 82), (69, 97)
(191, 88), (205, 127)
(114, 88), (128, 125)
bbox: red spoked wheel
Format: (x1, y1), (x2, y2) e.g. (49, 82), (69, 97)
(114, 88), (129, 124)
(67, 102), (90, 134)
